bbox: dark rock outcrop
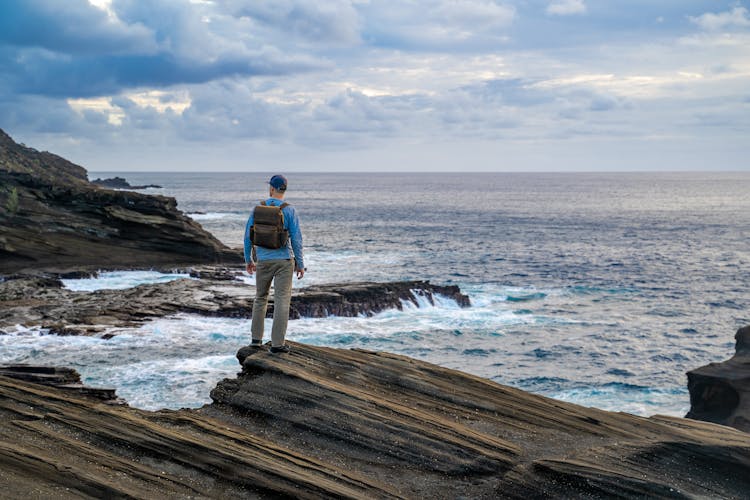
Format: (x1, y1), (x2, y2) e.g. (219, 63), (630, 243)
(2, 344), (749, 499)
(0, 365), (119, 402)
(0, 274), (470, 335)
(187, 265), (237, 280)
(91, 176), (162, 189)
(686, 325), (750, 432)
(292, 281), (470, 318)
(0, 128), (240, 275)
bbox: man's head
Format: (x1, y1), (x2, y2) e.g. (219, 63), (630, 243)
(269, 174), (287, 197)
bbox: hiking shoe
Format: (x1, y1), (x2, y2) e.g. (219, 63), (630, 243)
(269, 344), (291, 354)
(250, 339), (263, 347)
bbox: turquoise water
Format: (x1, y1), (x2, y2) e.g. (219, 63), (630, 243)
(2, 172), (748, 415)
(61, 270), (192, 291)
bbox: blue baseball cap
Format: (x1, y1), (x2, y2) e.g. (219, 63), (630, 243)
(269, 174), (287, 191)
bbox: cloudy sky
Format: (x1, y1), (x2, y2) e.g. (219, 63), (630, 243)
(1, 0), (749, 172)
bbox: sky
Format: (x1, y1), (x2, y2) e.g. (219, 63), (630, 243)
(0, 0), (749, 172)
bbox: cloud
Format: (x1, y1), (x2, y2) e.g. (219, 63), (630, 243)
(0, 94), (85, 135)
(689, 6), (750, 31)
(0, 0), (328, 98)
(0, 0), (157, 55)
(460, 78), (553, 107)
(177, 82), (292, 141)
(1, 0), (749, 172)
(358, 0), (515, 51)
(432, 0), (516, 31)
(225, 0), (362, 45)
(3, 47), (324, 98)
(546, 0), (586, 16)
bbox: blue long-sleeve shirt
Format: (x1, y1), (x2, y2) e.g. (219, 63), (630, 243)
(244, 198), (304, 270)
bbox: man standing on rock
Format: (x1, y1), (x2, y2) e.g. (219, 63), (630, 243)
(244, 174), (305, 353)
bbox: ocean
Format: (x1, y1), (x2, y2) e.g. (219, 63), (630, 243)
(2, 172), (749, 416)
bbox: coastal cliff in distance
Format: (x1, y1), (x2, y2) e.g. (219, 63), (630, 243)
(2, 343), (749, 498)
(0, 128), (240, 275)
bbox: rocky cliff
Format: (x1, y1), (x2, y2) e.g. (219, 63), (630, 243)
(686, 325), (750, 432)
(1, 344), (749, 498)
(0, 128), (240, 275)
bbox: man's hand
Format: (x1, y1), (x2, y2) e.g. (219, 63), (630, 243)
(246, 262), (256, 275)
(295, 267), (305, 280)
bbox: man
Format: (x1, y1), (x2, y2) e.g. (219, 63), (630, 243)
(244, 174), (305, 353)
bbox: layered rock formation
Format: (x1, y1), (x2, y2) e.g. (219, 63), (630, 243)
(0, 273), (469, 335)
(2, 344), (749, 498)
(0, 128), (240, 275)
(686, 325), (750, 432)
(0, 365), (118, 402)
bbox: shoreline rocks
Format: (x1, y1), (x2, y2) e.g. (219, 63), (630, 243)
(686, 325), (750, 432)
(0, 272), (471, 336)
(90, 176), (162, 190)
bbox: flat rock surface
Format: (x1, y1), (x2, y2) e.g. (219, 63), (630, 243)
(2, 343), (749, 498)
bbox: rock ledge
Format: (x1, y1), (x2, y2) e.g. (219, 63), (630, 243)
(1, 344), (749, 498)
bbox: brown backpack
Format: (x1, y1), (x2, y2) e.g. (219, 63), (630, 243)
(250, 201), (289, 249)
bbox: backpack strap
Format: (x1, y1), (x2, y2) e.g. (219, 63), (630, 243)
(277, 203), (289, 230)
(251, 201), (266, 258)
(259, 200), (289, 208)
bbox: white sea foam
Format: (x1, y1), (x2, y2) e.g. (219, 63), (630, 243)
(0, 315), (250, 410)
(290, 290), (525, 347)
(100, 355), (238, 410)
(62, 271), (193, 292)
(188, 212), (237, 221)
(402, 291), (470, 311)
(236, 274), (254, 285)
(2, 324), (45, 336)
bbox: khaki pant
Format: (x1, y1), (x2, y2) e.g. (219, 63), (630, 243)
(251, 259), (294, 347)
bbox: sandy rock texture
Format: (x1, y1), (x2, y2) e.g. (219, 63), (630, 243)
(1, 343), (749, 498)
